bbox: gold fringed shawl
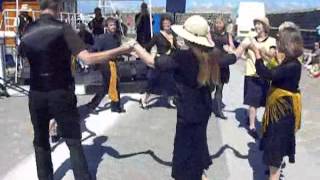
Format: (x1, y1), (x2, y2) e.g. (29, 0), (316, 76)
(108, 61), (119, 102)
(262, 87), (302, 134)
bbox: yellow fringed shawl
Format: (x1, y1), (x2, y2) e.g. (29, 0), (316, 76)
(262, 87), (302, 134)
(108, 61), (119, 102)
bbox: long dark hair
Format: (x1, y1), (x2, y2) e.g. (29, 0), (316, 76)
(186, 41), (220, 87)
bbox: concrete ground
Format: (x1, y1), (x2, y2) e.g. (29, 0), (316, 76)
(0, 61), (319, 180)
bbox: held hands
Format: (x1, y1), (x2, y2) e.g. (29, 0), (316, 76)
(120, 38), (137, 53)
(223, 45), (236, 54)
(122, 38), (140, 58)
(241, 37), (252, 49)
(123, 38), (138, 49)
(248, 42), (262, 60)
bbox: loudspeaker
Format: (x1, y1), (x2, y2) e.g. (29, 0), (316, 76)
(166, 0), (186, 13)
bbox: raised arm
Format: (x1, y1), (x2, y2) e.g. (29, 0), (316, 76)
(228, 33), (235, 49)
(131, 41), (155, 68)
(253, 47), (297, 81)
(77, 47), (131, 65)
(144, 35), (157, 52)
(64, 24), (131, 65)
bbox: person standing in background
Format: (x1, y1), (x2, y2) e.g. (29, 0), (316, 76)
(14, 4), (33, 40)
(89, 7), (105, 36)
(210, 16), (235, 119)
(135, 2), (152, 47)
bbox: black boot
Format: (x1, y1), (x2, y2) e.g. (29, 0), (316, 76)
(214, 99), (227, 119)
(0, 84), (10, 97)
(111, 101), (126, 113)
(34, 146), (54, 180)
(65, 139), (92, 180)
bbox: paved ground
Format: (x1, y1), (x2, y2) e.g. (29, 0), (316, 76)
(0, 61), (319, 180)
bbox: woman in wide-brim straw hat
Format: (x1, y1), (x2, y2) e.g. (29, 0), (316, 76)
(127, 15), (237, 180)
(250, 21), (303, 180)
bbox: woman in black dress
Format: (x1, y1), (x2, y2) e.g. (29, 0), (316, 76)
(140, 14), (178, 108)
(251, 22), (303, 180)
(129, 15), (237, 180)
(209, 16), (235, 119)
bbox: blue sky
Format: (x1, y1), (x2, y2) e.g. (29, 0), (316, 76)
(78, 0), (320, 14)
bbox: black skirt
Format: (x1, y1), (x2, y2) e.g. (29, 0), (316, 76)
(243, 76), (269, 107)
(171, 118), (212, 180)
(260, 114), (296, 168)
(145, 68), (176, 96)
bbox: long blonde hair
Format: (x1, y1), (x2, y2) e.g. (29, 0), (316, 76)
(187, 41), (220, 87)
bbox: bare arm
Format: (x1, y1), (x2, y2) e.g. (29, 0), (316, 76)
(132, 43), (155, 68)
(228, 33), (235, 49)
(77, 46), (131, 65)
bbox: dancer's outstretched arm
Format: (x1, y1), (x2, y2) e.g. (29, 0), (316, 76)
(129, 41), (156, 68)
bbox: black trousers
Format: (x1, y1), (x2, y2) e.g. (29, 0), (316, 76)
(88, 63), (120, 109)
(213, 83), (224, 114)
(0, 83), (7, 94)
(29, 88), (91, 180)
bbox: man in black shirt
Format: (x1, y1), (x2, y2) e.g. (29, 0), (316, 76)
(87, 17), (125, 113)
(18, 1), (131, 179)
(88, 7), (105, 36)
(135, 2), (152, 47)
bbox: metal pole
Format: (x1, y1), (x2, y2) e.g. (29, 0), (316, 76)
(15, 0), (19, 83)
(0, 38), (6, 85)
(148, 0), (153, 38)
(16, 0), (19, 19)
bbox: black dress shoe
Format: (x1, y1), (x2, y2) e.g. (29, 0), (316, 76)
(248, 128), (259, 139)
(0, 91), (10, 97)
(111, 107), (126, 113)
(215, 111), (227, 119)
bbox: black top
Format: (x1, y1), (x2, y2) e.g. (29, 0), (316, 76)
(135, 13), (151, 45)
(91, 32), (121, 52)
(78, 30), (94, 46)
(255, 58), (301, 92)
(91, 32), (121, 72)
(88, 17), (105, 35)
(155, 49), (236, 124)
(211, 31), (231, 83)
(144, 32), (178, 55)
(19, 14), (86, 91)
(17, 14), (33, 36)
(211, 31), (229, 51)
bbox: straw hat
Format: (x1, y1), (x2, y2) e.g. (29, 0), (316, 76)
(253, 17), (270, 33)
(171, 15), (214, 48)
(20, 4), (32, 12)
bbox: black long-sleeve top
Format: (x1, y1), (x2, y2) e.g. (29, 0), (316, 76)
(255, 58), (302, 92)
(211, 31), (232, 83)
(144, 33), (178, 55)
(155, 49), (236, 124)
